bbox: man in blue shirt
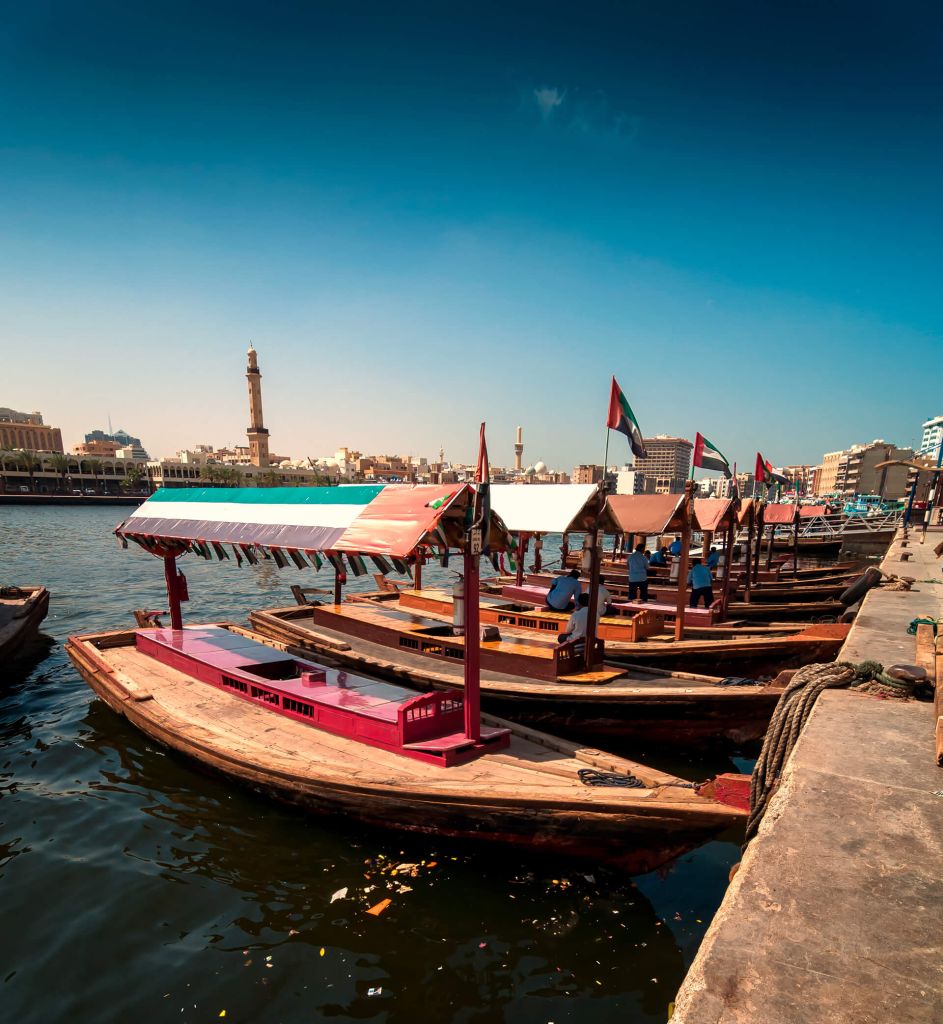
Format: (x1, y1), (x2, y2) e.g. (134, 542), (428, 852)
(688, 558), (714, 608)
(626, 543), (650, 602)
(706, 547), (720, 570)
(649, 547), (668, 567)
(669, 535), (682, 557)
(545, 569), (582, 611)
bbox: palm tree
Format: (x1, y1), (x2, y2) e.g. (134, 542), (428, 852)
(48, 453), (70, 494)
(14, 450), (37, 492)
(122, 463), (148, 494)
(258, 469), (281, 488)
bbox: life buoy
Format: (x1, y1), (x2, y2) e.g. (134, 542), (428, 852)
(839, 566), (882, 606)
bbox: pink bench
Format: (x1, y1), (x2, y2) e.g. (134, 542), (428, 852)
(500, 584), (721, 626)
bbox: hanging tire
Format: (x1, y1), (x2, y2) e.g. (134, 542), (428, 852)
(839, 567), (882, 606)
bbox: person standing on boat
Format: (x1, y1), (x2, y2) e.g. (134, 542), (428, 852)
(688, 558), (714, 608)
(669, 535), (682, 557)
(706, 547), (720, 570)
(626, 543), (650, 602)
(546, 569), (582, 611)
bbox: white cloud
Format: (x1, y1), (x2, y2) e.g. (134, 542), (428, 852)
(533, 86), (565, 120)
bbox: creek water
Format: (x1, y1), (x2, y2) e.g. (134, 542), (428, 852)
(0, 505), (751, 1024)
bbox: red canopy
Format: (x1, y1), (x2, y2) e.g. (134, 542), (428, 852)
(693, 498), (736, 532)
(799, 505), (828, 518)
(763, 503), (800, 525)
(606, 494), (686, 534)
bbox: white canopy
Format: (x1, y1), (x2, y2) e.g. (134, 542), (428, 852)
(488, 483), (617, 534)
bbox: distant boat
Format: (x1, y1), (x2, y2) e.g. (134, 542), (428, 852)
(0, 585), (50, 665)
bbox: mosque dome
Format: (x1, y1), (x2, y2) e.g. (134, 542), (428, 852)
(534, 460), (547, 474)
(525, 465), (536, 476)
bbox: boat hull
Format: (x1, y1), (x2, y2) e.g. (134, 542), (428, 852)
(66, 628), (744, 873)
(0, 585), (50, 664)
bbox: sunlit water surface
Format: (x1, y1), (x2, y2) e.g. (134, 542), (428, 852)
(1, 505), (751, 1024)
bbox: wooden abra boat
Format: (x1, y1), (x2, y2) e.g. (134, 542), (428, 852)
(0, 585), (50, 664)
(249, 601), (786, 745)
(66, 473), (747, 870)
(66, 623), (742, 873)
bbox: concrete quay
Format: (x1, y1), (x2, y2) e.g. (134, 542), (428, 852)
(673, 528), (943, 1024)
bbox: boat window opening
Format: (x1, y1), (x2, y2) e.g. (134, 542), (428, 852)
(283, 697), (314, 718)
(519, 618), (537, 628)
(221, 676), (249, 693)
(444, 646), (463, 659)
(241, 659), (305, 681)
(538, 621), (558, 632)
(421, 643), (443, 655)
(250, 685), (280, 705)
(399, 637), (420, 650)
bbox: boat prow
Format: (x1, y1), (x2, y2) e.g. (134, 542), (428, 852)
(65, 623), (746, 874)
(0, 585), (50, 665)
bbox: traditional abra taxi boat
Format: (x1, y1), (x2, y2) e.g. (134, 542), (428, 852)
(0, 585), (50, 665)
(65, 478), (745, 871)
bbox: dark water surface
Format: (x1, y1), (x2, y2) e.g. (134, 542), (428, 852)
(1, 506), (748, 1024)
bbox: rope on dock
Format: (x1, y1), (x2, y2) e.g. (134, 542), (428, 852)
(743, 660), (916, 845)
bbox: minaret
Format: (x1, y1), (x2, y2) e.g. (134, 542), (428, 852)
(246, 343), (270, 468)
(514, 425), (524, 472)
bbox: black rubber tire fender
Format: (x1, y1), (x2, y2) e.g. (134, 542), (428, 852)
(839, 566), (882, 606)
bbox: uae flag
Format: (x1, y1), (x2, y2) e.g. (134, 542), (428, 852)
(755, 452), (789, 486)
(693, 432), (731, 478)
(607, 377), (647, 459)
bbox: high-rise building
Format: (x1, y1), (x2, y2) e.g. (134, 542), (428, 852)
(84, 427), (142, 448)
(631, 436), (692, 494)
(0, 409), (64, 452)
(615, 468), (644, 494)
(920, 414), (943, 463)
(815, 450), (844, 495)
(246, 343), (270, 468)
(829, 440), (914, 499)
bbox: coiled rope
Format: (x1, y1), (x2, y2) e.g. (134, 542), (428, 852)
(744, 660), (917, 845)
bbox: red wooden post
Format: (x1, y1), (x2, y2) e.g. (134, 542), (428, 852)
(765, 520), (775, 569)
(163, 554), (183, 630)
(463, 546), (481, 741)
(334, 568), (345, 604)
(743, 506), (754, 603)
(414, 551), (423, 590)
(560, 532), (569, 568)
(720, 513), (736, 620)
(792, 508), (800, 576)
(583, 485), (605, 670)
(752, 514), (763, 584)
(673, 481), (694, 641)
(515, 532), (528, 586)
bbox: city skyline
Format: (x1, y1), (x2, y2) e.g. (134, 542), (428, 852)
(2, 3), (941, 467)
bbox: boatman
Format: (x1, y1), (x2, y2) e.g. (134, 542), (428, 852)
(650, 546), (668, 567)
(669, 535), (682, 556)
(688, 558), (714, 608)
(545, 569), (582, 611)
(706, 546), (720, 570)
(627, 543), (650, 602)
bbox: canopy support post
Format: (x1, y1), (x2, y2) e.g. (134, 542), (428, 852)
(334, 567), (345, 605)
(463, 545), (481, 742)
(673, 481), (694, 641)
(414, 552), (423, 590)
(720, 514), (736, 621)
(163, 555), (183, 630)
(752, 516), (763, 584)
(584, 485), (605, 670)
(765, 522), (775, 570)
(743, 508), (754, 603)
(792, 513), (800, 576)
(515, 532), (528, 586)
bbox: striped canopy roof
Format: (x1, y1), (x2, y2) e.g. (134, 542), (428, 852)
(116, 484), (503, 566)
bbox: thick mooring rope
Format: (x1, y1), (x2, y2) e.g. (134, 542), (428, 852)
(743, 660), (915, 845)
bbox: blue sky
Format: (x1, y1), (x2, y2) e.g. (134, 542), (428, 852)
(1, 1), (940, 470)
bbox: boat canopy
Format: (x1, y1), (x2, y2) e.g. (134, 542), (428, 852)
(737, 498), (758, 526)
(606, 494), (687, 535)
(799, 505), (828, 518)
(116, 484), (507, 563)
(762, 503), (800, 525)
(488, 483), (619, 535)
(692, 498), (736, 533)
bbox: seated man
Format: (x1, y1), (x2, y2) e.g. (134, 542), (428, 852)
(706, 546), (720, 570)
(626, 543), (650, 603)
(557, 592), (601, 644)
(669, 535), (683, 557)
(688, 558), (714, 608)
(597, 581), (613, 615)
(545, 569), (582, 611)
(649, 546), (668, 567)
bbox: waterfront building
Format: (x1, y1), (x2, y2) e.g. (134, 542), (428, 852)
(616, 468), (644, 495)
(828, 440), (914, 499)
(814, 450), (844, 495)
(630, 436), (692, 494)
(572, 464), (604, 484)
(84, 427), (142, 447)
(0, 409), (64, 453)
(74, 439), (121, 457)
(920, 414), (943, 463)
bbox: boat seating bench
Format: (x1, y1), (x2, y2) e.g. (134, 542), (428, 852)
(135, 625), (509, 766)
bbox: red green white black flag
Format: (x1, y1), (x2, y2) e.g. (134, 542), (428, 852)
(693, 432), (731, 478)
(606, 377), (647, 459)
